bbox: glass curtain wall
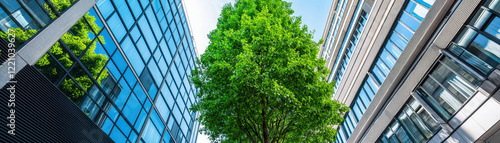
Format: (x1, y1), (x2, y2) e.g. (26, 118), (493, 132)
(335, 0), (435, 142)
(0, 0), (200, 142)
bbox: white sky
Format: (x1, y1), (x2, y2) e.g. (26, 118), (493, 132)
(182, 0), (331, 142)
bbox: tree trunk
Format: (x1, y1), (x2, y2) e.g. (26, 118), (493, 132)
(262, 99), (270, 143)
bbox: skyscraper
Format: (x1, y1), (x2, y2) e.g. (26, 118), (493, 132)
(319, 0), (500, 142)
(0, 0), (200, 142)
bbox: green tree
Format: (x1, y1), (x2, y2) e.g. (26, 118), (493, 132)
(0, 0), (108, 102)
(190, 0), (349, 142)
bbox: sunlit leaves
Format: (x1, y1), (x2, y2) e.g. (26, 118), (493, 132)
(190, 0), (348, 142)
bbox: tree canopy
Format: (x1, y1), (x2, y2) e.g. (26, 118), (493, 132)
(190, 0), (349, 142)
(0, 0), (108, 103)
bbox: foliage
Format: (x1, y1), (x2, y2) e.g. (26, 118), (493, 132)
(190, 0), (349, 142)
(0, 0), (108, 102)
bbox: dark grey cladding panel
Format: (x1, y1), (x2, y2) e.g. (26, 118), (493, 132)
(0, 37), (9, 65)
(0, 65), (113, 142)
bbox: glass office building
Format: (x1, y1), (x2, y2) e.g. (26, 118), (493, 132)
(0, 0), (199, 142)
(319, 0), (500, 142)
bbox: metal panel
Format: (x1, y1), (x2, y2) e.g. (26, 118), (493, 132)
(0, 66), (113, 142)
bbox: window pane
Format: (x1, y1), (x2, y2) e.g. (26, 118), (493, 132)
(394, 23), (414, 41)
(107, 13), (126, 41)
(121, 36), (145, 75)
(405, 1), (429, 21)
(390, 32), (408, 50)
(468, 34), (500, 67)
(97, 0), (115, 19)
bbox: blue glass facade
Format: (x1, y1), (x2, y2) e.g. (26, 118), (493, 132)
(0, 0), (199, 142)
(377, 97), (441, 142)
(335, 0), (435, 142)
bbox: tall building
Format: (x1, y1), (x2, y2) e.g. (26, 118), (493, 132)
(319, 0), (500, 142)
(0, 0), (200, 142)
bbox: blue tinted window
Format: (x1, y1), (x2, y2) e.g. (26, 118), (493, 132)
(107, 13), (126, 41)
(121, 36), (145, 75)
(134, 109), (148, 131)
(124, 68), (137, 86)
(108, 105), (119, 121)
(93, 40), (107, 57)
(127, 0), (142, 19)
(173, 104), (182, 122)
(142, 119), (161, 143)
(129, 131), (138, 142)
(352, 103), (363, 120)
(371, 66), (385, 83)
(145, 7), (162, 40)
(359, 88), (372, 103)
(177, 95), (185, 110)
(156, 95), (170, 120)
(97, 0), (114, 19)
(485, 17), (500, 39)
(381, 49), (396, 69)
(415, 0), (434, 8)
(136, 37), (151, 62)
(394, 23), (414, 41)
(376, 59), (390, 76)
(405, 1), (429, 21)
(363, 82), (374, 98)
(163, 88), (175, 109)
(130, 25), (141, 42)
(386, 42), (402, 58)
(112, 53), (127, 73)
(366, 77), (379, 92)
(148, 61), (163, 85)
(181, 119), (189, 135)
(389, 32), (408, 50)
(134, 86), (147, 104)
(356, 99), (367, 112)
(151, 109), (165, 132)
(138, 15), (158, 50)
(400, 12), (420, 31)
(101, 117), (113, 134)
(122, 95), (141, 121)
(107, 61), (121, 81)
(100, 29), (117, 53)
(469, 34), (500, 65)
(114, 80), (130, 110)
(109, 128), (127, 143)
(116, 116), (131, 135)
(139, 0), (150, 9)
(158, 57), (168, 75)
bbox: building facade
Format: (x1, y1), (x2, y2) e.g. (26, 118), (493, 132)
(319, 0), (500, 142)
(0, 0), (200, 142)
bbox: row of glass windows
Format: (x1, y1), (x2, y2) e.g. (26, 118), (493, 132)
(321, 0), (349, 60)
(376, 0), (500, 142)
(332, 7), (369, 92)
(0, 0), (53, 33)
(17, 0), (199, 142)
(422, 0), (500, 121)
(335, 0), (435, 142)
